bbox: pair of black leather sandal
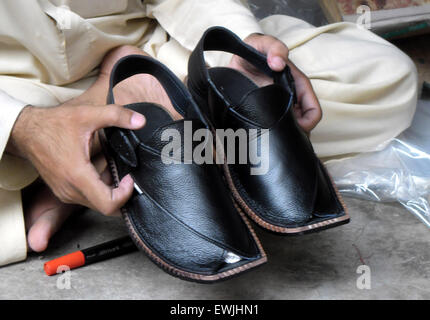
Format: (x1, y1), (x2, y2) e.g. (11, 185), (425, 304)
(100, 27), (349, 283)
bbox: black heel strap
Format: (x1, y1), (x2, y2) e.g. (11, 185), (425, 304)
(108, 55), (198, 118)
(188, 26), (296, 103)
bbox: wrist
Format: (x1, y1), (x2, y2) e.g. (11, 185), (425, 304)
(7, 105), (36, 158)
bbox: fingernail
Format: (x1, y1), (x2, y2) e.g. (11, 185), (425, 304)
(131, 113), (145, 127)
(270, 56), (286, 70)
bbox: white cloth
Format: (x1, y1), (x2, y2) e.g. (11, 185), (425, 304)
(0, 91), (28, 266)
(0, 0), (418, 266)
(0, 190), (27, 266)
(259, 16), (418, 157)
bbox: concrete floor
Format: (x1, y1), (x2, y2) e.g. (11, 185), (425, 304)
(1, 0), (430, 300)
(1, 197), (429, 299)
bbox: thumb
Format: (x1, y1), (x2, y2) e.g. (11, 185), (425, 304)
(265, 39), (289, 72)
(245, 34), (288, 72)
(92, 104), (146, 131)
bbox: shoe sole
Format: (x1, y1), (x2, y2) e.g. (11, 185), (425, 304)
(99, 128), (267, 283)
(222, 161), (350, 236)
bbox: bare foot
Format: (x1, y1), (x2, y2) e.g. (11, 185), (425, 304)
(23, 182), (80, 252)
(70, 45), (181, 119)
(72, 45), (183, 156)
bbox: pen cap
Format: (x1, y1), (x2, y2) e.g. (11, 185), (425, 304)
(44, 251), (85, 276)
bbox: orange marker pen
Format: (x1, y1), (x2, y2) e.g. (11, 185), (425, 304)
(44, 236), (137, 276)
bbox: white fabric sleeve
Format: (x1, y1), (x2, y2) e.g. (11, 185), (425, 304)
(0, 89), (27, 163)
(0, 87), (38, 191)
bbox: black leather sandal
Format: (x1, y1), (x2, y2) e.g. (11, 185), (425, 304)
(187, 27), (349, 235)
(99, 55), (266, 283)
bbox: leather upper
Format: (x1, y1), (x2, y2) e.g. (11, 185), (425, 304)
(104, 55), (262, 274)
(187, 27), (346, 228)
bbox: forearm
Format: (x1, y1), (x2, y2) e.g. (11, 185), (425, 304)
(5, 105), (32, 158)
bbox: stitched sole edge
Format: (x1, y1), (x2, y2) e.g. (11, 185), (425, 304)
(99, 128), (267, 283)
(223, 161), (350, 236)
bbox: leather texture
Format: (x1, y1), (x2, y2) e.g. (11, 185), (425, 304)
(103, 55), (264, 279)
(187, 27), (348, 231)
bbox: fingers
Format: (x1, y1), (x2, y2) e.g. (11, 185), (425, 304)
(76, 164), (134, 216)
(244, 34), (289, 72)
(266, 39), (289, 71)
(90, 104), (146, 131)
(287, 62), (322, 132)
(296, 103), (322, 133)
(296, 83), (322, 132)
(60, 104), (138, 215)
(54, 162), (131, 217)
(244, 34), (322, 132)
(255, 36), (289, 71)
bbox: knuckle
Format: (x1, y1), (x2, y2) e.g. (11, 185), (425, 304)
(276, 42), (288, 54)
(63, 171), (88, 203)
(108, 105), (126, 124)
(112, 104), (124, 116)
(269, 37), (288, 55)
(68, 168), (84, 187)
(56, 188), (74, 204)
(74, 106), (88, 120)
(61, 197), (74, 204)
(54, 191), (68, 203)
(100, 203), (117, 216)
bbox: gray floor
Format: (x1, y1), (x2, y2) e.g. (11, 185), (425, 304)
(1, 0), (429, 300)
(1, 197), (429, 299)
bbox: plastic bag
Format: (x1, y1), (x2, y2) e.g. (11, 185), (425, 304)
(326, 85), (430, 227)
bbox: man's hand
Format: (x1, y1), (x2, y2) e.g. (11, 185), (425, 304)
(229, 33), (322, 133)
(8, 103), (145, 215)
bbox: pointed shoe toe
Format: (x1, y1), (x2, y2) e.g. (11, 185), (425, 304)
(100, 55), (266, 282)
